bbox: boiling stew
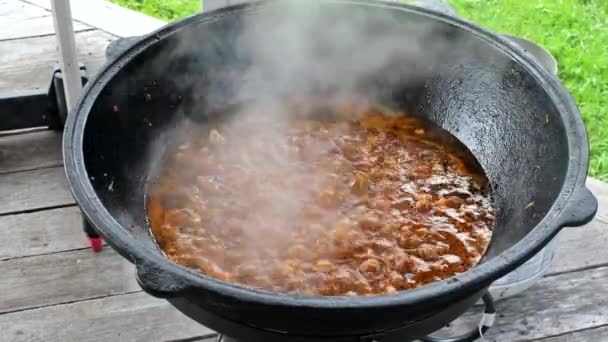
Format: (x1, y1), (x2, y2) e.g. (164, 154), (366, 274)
(147, 104), (495, 296)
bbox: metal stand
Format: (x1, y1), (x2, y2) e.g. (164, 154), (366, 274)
(216, 293), (495, 342)
(0, 0), (86, 131)
(0, 0), (103, 252)
(0, 64), (88, 131)
(50, 0), (104, 252)
(50, 0), (82, 112)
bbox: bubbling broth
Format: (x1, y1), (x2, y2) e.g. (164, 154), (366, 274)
(147, 102), (495, 296)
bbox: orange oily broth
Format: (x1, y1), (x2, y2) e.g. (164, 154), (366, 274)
(147, 107), (495, 296)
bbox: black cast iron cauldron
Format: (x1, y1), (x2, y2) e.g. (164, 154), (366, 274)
(63, 1), (598, 341)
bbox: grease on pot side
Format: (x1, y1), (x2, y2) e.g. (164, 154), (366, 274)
(147, 103), (495, 296)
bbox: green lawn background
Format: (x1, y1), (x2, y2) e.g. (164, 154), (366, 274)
(110, 0), (608, 180)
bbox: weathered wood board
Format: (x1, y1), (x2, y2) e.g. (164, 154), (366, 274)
(0, 166), (73, 215)
(540, 326), (608, 342)
(0, 292), (214, 342)
(0, 206), (84, 260)
(0, 130), (63, 174)
(0, 0), (47, 19)
(441, 266), (608, 341)
(0, 30), (115, 92)
(25, 0), (166, 37)
(0, 0), (91, 42)
(0, 248), (139, 313)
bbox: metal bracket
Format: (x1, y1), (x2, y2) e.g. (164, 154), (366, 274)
(49, 63), (89, 129)
(0, 64), (88, 132)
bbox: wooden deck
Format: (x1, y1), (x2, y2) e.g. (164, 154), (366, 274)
(1, 1), (608, 341)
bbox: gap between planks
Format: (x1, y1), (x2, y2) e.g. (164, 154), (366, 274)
(0, 0), (92, 41)
(439, 265), (608, 341)
(0, 29), (116, 93)
(536, 324), (608, 341)
(2, 260), (608, 341)
(0, 206), (84, 260)
(22, 0), (167, 37)
(0, 167), (74, 215)
(0, 291), (214, 342)
(0, 130), (63, 174)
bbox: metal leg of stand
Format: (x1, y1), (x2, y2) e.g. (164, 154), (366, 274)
(420, 292), (496, 342)
(83, 216), (103, 252)
(50, 0), (81, 112)
(52, 1), (97, 250)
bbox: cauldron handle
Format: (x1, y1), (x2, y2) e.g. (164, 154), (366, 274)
(135, 260), (194, 298)
(558, 186), (598, 228)
(419, 292), (496, 342)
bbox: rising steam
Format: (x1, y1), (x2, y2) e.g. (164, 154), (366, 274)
(145, 0), (483, 270)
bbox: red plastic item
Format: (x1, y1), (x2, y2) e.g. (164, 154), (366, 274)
(89, 237), (103, 252)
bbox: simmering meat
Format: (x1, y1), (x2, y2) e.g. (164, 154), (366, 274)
(147, 104), (495, 296)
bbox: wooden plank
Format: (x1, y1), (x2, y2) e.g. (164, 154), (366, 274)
(0, 206), (85, 260)
(0, 248), (139, 313)
(0, 29), (115, 92)
(0, 292), (214, 342)
(540, 325), (608, 341)
(0, 166), (74, 215)
(0, 14), (90, 41)
(547, 178), (608, 275)
(440, 266), (608, 341)
(0, 0), (90, 41)
(0, 0), (47, 19)
(1, 254), (606, 342)
(0, 130), (63, 174)
(550, 218), (608, 275)
(26, 0), (166, 37)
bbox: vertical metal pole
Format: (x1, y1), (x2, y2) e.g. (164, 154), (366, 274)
(51, 0), (82, 112)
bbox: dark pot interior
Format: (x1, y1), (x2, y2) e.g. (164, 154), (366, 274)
(64, 0), (596, 339)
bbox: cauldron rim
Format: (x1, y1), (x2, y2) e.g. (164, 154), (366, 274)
(63, 0), (596, 310)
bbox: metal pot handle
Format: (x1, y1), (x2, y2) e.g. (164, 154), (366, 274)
(419, 292), (496, 342)
(135, 260), (194, 298)
(559, 186), (598, 228)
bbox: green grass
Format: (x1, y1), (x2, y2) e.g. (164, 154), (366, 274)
(448, 0), (608, 180)
(110, 0), (200, 21)
(111, 0), (608, 180)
